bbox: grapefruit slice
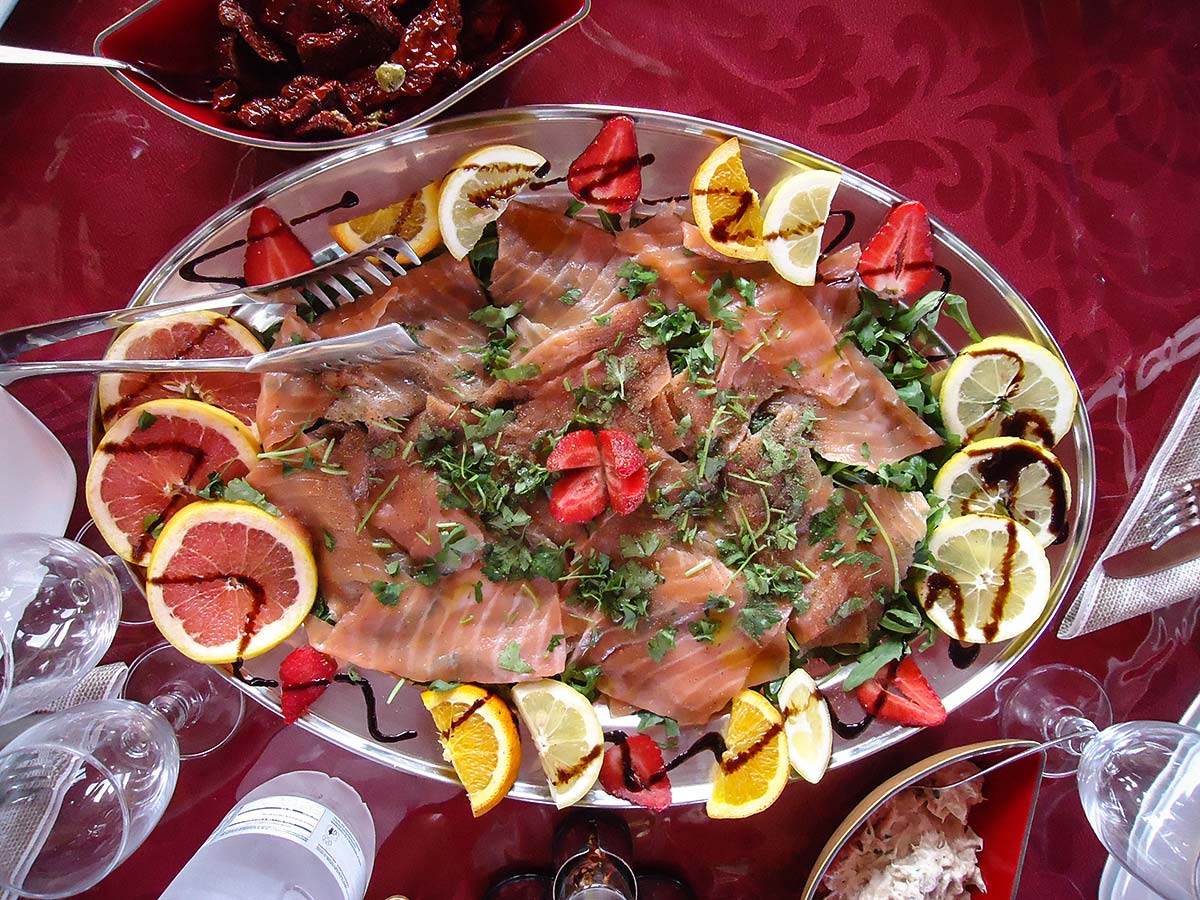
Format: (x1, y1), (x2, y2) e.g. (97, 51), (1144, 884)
(146, 501), (317, 663)
(86, 399), (260, 566)
(97, 312), (264, 429)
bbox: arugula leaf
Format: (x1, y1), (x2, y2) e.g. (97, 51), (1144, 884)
(310, 593), (336, 624)
(466, 222), (500, 287)
(565, 199), (586, 218)
(498, 640), (534, 674)
(942, 293), (982, 341)
(842, 640), (905, 691)
(597, 209), (623, 233)
(224, 479), (283, 517)
(427, 679), (463, 692)
(637, 712), (680, 746)
(469, 302), (524, 330)
(142, 513), (165, 538)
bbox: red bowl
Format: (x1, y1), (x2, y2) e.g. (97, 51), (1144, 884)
(802, 740), (1047, 900)
(93, 0), (590, 151)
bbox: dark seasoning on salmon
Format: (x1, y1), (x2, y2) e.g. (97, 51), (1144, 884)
(230, 171), (986, 749)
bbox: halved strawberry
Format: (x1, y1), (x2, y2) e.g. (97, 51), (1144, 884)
(546, 430), (602, 471)
(279, 645), (338, 724)
(244, 206), (315, 287)
(598, 429), (646, 479)
(567, 115), (642, 214)
(599, 734), (671, 811)
(607, 464), (649, 516)
(549, 467), (607, 524)
(857, 201), (935, 299)
(855, 655), (946, 727)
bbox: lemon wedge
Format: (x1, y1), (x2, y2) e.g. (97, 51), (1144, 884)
(777, 668), (832, 783)
(437, 144), (546, 260)
(761, 168), (841, 286)
(511, 679), (604, 809)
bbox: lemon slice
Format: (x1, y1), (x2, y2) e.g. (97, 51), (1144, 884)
(329, 180), (441, 257)
(690, 137), (768, 261)
(777, 669), (832, 783)
(421, 684), (521, 817)
(707, 689), (790, 819)
(761, 169), (841, 286)
(933, 436), (1071, 547)
(146, 501), (318, 664)
(511, 679), (604, 809)
(939, 335), (1078, 447)
(921, 513), (1052, 644)
(437, 144), (546, 260)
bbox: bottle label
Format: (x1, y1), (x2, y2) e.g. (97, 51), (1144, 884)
(212, 795), (368, 900)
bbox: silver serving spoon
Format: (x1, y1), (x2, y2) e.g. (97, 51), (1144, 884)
(0, 45), (220, 104)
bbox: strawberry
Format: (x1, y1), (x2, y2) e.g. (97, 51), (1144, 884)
(244, 206), (315, 287)
(598, 429), (646, 479)
(606, 464), (649, 516)
(567, 115), (642, 214)
(546, 430), (602, 471)
(599, 734), (671, 811)
(549, 467), (607, 524)
(855, 655), (947, 727)
(857, 201), (935, 299)
(278, 645), (338, 724)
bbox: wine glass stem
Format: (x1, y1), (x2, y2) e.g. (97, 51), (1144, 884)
(149, 684), (201, 733)
(1053, 712), (1099, 755)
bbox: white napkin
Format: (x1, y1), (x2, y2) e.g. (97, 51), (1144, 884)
(1059, 372), (1200, 638)
(0, 663), (127, 900)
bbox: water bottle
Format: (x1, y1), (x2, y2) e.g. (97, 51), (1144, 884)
(160, 771), (375, 900)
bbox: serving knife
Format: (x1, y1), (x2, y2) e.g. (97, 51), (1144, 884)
(1101, 526), (1200, 580)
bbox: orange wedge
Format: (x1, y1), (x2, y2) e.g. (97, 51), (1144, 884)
(329, 181), (441, 258)
(422, 684), (521, 816)
(707, 689), (790, 819)
(691, 137), (768, 260)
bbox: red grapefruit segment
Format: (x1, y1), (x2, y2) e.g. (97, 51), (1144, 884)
(86, 399), (260, 565)
(146, 501), (317, 664)
(98, 311), (264, 429)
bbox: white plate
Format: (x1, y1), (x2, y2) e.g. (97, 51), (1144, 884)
(0, 389), (75, 537)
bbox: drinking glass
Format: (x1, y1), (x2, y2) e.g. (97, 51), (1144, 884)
(0, 699), (179, 898)
(0, 533), (122, 724)
(74, 519), (154, 627)
(122, 642), (245, 758)
(998, 664), (1200, 900)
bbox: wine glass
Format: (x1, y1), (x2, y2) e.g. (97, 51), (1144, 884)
(998, 664), (1200, 900)
(122, 642), (245, 759)
(0, 698), (179, 898)
(74, 519), (154, 627)
(0, 533), (122, 724)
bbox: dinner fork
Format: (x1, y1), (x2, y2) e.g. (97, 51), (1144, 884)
(0, 45), (222, 105)
(0, 323), (421, 386)
(1144, 478), (1200, 549)
(0, 236), (420, 363)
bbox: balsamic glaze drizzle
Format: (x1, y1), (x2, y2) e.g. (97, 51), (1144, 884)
(334, 673), (417, 743)
(821, 209), (856, 255)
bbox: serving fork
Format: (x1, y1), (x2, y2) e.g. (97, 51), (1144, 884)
(0, 323), (422, 386)
(0, 236), (420, 363)
(1143, 478), (1200, 549)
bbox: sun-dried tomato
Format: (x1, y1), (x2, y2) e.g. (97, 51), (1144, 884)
(393, 0), (464, 96)
(342, 0), (406, 40)
(260, 0), (347, 44)
(296, 22), (388, 75)
(217, 0), (289, 64)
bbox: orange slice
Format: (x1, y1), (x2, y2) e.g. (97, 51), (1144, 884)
(145, 501), (317, 663)
(707, 689), (790, 819)
(421, 684), (521, 816)
(85, 398), (260, 566)
(98, 311), (264, 430)
(691, 137), (768, 261)
(328, 181), (442, 258)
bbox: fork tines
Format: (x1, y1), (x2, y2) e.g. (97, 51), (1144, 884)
(1147, 478), (1200, 549)
(306, 237), (419, 308)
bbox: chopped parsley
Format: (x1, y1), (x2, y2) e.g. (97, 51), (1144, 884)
(223, 479), (283, 517)
(617, 260), (659, 299)
(638, 295), (717, 380)
(370, 580), (406, 606)
(498, 640), (534, 674)
(647, 626), (676, 663)
(559, 286), (582, 306)
(566, 552), (663, 629)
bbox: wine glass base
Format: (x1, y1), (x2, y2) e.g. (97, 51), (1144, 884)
(74, 520), (154, 627)
(1001, 663), (1113, 777)
(124, 643), (245, 760)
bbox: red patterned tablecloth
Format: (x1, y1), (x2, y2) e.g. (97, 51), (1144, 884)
(1, 1), (1198, 898)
